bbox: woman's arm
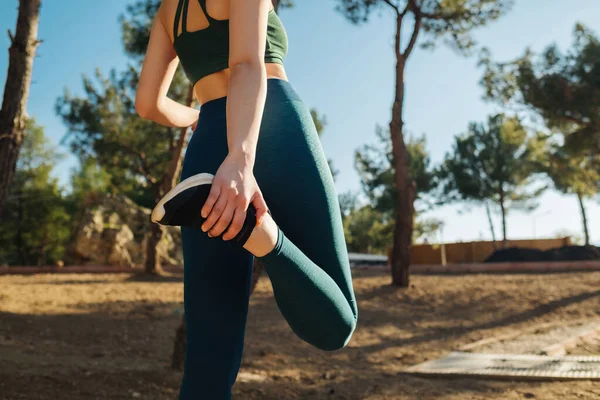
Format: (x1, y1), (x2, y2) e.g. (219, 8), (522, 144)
(224, 0), (270, 166)
(199, 0), (271, 241)
(135, 3), (198, 128)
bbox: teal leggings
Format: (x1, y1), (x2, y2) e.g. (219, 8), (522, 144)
(178, 78), (358, 399)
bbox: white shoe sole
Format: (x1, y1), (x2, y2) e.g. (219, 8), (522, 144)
(151, 172), (215, 224)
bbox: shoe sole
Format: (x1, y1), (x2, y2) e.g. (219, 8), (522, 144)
(151, 172), (215, 224)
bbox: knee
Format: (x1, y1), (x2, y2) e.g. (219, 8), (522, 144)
(314, 314), (357, 352)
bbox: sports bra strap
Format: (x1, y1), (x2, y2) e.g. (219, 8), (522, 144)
(182, 0), (190, 32)
(197, 0), (216, 23)
(174, 0), (185, 38)
(175, 0), (216, 38)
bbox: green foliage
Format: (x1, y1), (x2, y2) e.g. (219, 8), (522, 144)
(309, 107), (338, 181)
(56, 2), (191, 209)
(413, 217), (443, 243)
(480, 23), (600, 154)
(343, 205), (393, 254)
(539, 140), (600, 199)
(346, 125), (438, 250)
(336, 0), (513, 54)
(479, 23), (600, 242)
(437, 114), (545, 239)
(310, 108), (327, 136)
(0, 120), (71, 266)
(70, 157), (112, 205)
(338, 190), (359, 223)
(120, 0), (191, 95)
(274, 0), (294, 12)
(337, 0), (511, 276)
(342, 202), (441, 252)
(533, 136), (599, 244)
(120, 0), (161, 60)
(56, 69), (175, 208)
(355, 125), (435, 216)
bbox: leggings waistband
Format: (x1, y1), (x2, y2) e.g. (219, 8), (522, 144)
(198, 78), (300, 117)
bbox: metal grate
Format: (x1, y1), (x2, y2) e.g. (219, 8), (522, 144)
(405, 352), (600, 379)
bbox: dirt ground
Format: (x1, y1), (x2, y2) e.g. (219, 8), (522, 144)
(1, 269), (599, 400)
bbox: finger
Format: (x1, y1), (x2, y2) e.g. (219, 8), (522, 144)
(222, 204), (247, 241)
(201, 184), (221, 219)
(252, 192), (269, 226)
(202, 194), (227, 233)
(209, 200), (236, 237)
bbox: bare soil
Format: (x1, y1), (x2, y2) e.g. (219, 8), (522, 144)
(1, 269), (599, 400)
(568, 335), (600, 356)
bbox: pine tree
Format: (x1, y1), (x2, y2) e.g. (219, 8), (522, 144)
(337, 0), (513, 286)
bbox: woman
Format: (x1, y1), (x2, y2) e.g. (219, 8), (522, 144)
(135, 0), (358, 398)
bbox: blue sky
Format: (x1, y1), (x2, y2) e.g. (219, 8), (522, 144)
(1, 0), (598, 245)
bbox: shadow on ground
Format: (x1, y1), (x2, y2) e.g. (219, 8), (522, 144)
(0, 270), (599, 399)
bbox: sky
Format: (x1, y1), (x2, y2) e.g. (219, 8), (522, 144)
(0, 0), (598, 245)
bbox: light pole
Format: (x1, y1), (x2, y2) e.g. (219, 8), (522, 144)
(438, 222), (446, 266)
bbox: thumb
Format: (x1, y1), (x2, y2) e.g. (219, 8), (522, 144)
(251, 191), (269, 226)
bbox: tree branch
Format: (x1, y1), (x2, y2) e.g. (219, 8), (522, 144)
(402, 0), (421, 58)
(421, 8), (477, 21)
(136, 151), (158, 185)
(119, 142), (158, 185)
(382, 0), (400, 14)
(394, 13), (402, 60)
(137, 165), (158, 186)
(400, 1), (411, 17)
(564, 114), (589, 126)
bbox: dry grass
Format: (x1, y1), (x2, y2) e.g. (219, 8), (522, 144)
(1, 269), (599, 399)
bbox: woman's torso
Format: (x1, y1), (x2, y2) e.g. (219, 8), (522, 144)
(160, 0), (288, 106)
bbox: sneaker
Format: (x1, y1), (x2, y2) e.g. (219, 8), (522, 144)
(151, 172), (257, 245)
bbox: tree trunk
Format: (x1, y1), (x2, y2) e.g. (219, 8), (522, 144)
(168, 85), (195, 364)
(162, 85), (194, 195)
(16, 191), (26, 265)
(499, 191), (507, 247)
(145, 85), (194, 275)
(485, 202), (497, 250)
(250, 259), (264, 294)
(0, 0), (42, 217)
(145, 219), (165, 275)
(172, 315), (186, 371)
(389, 30), (415, 287)
(38, 227), (48, 266)
(577, 192), (590, 246)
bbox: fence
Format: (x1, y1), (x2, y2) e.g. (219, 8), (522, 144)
(393, 237), (572, 265)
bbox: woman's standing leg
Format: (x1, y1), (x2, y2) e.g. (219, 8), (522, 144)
(178, 104), (253, 400)
(179, 227), (253, 399)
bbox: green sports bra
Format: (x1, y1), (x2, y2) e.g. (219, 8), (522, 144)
(173, 0), (288, 86)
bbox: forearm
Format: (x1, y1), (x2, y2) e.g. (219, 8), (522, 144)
(225, 62), (267, 166)
(137, 96), (198, 128)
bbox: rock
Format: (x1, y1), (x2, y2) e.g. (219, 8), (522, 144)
(106, 224), (135, 267)
(72, 192), (183, 267)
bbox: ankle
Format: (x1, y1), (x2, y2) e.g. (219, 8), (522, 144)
(242, 213), (278, 257)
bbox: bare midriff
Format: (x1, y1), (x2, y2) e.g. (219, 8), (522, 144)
(192, 63), (288, 106)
